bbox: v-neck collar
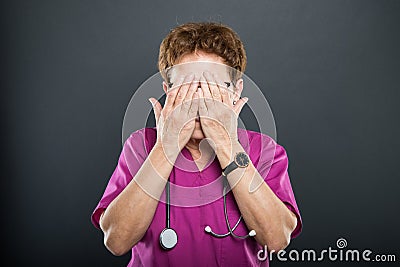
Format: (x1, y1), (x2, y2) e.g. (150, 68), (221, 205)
(180, 146), (218, 173)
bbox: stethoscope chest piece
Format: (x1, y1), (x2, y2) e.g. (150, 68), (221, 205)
(159, 227), (178, 250)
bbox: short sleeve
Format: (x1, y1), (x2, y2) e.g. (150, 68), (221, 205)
(90, 128), (152, 229)
(256, 137), (303, 239)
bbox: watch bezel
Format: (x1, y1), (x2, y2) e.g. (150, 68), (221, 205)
(234, 152), (250, 168)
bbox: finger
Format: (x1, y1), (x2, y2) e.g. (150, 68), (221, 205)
(227, 86), (234, 107)
(200, 73), (212, 101)
(233, 97), (249, 116)
(181, 74), (198, 113)
(226, 82), (236, 106)
(203, 71), (221, 103)
(164, 76), (184, 114)
(213, 72), (231, 106)
(189, 91), (199, 117)
(198, 87), (208, 116)
(219, 79), (231, 107)
(149, 98), (162, 122)
(174, 73), (194, 109)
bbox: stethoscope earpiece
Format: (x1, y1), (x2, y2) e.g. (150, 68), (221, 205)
(249, 230), (257, 237)
(203, 181), (257, 240)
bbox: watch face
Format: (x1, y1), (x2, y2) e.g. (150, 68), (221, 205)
(235, 152), (250, 167)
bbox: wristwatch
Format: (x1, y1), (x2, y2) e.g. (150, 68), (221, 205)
(222, 152), (250, 177)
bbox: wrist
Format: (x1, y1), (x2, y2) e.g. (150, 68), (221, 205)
(153, 141), (180, 164)
(216, 140), (243, 169)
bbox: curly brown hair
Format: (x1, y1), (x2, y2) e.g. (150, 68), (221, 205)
(158, 22), (247, 84)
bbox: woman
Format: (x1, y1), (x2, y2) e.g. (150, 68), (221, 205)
(91, 22), (302, 266)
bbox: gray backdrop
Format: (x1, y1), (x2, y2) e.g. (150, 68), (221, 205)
(2, 0), (399, 266)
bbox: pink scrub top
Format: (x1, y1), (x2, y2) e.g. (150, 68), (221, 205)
(91, 127), (302, 267)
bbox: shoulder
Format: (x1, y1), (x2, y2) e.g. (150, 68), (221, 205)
(237, 128), (288, 163)
(126, 127), (157, 139)
(124, 127), (157, 155)
(238, 128), (274, 144)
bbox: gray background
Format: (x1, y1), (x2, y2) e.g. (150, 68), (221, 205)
(2, 0), (399, 266)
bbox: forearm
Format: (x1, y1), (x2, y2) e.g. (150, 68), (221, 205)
(100, 143), (176, 255)
(216, 142), (297, 252)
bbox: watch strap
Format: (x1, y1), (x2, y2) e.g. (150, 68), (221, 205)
(222, 161), (238, 177)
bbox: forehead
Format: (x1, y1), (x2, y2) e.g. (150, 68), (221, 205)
(167, 61), (231, 82)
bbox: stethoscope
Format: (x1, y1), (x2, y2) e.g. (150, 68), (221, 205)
(159, 177), (256, 250)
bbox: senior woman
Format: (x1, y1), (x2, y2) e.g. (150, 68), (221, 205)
(91, 22), (302, 266)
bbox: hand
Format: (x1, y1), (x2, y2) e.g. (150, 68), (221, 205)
(198, 71), (248, 151)
(149, 74), (199, 161)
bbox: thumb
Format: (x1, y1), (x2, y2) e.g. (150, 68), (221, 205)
(149, 98), (162, 122)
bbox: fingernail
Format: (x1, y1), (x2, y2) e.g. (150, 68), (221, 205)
(148, 98), (153, 105)
(244, 97), (249, 102)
